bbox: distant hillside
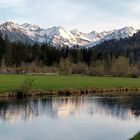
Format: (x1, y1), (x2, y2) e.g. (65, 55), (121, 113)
(89, 31), (140, 63)
(0, 29), (140, 77)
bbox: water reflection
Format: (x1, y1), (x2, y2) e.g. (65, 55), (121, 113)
(0, 96), (140, 122)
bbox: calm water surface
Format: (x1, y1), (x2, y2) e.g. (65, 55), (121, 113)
(0, 96), (140, 140)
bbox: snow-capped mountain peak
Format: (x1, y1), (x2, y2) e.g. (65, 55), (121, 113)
(70, 29), (92, 45)
(0, 21), (138, 47)
(119, 26), (136, 36)
(22, 23), (41, 31)
(83, 26), (137, 47)
(3, 21), (16, 27)
(49, 26), (76, 40)
(100, 26), (137, 42)
(40, 26), (77, 46)
(1, 21), (19, 31)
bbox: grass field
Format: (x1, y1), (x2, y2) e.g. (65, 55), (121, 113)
(0, 74), (140, 93)
(130, 132), (140, 140)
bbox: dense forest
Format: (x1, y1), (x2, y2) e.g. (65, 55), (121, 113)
(0, 31), (140, 77)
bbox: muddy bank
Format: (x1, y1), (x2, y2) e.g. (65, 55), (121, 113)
(0, 87), (140, 99)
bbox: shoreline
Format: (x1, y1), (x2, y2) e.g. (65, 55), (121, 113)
(130, 132), (140, 140)
(0, 87), (140, 99)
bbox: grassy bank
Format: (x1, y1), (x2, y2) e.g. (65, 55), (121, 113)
(130, 132), (140, 140)
(0, 74), (140, 93)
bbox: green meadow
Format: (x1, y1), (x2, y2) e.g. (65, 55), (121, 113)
(0, 74), (140, 92)
(130, 132), (140, 140)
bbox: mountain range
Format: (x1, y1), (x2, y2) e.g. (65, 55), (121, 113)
(0, 21), (138, 47)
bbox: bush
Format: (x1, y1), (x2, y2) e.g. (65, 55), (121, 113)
(111, 56), (130, 77)
(130, 66), (139, 78)
(72, 63), (88, 74)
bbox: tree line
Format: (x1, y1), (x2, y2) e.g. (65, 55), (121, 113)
(0, 31), (140, 77)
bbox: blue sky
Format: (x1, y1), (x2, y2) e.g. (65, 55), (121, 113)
(0, 0), (140, 32)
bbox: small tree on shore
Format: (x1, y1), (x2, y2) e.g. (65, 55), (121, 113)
(21, 76), (34, 94)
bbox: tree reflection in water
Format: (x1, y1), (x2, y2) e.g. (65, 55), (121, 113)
(0, 96), (139, 122)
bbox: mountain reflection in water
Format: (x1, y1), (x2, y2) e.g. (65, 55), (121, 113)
(0, 96), (139, 122)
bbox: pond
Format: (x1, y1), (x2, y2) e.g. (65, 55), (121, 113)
(0, 96), (140, 140)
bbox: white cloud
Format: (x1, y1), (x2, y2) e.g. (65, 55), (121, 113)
(0, 0), (140, 32)
(0, 0), (27, 8)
